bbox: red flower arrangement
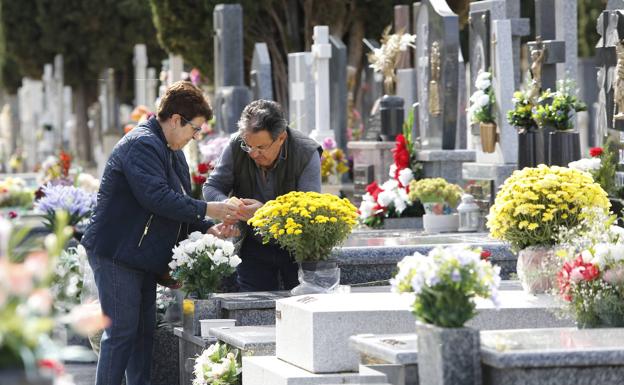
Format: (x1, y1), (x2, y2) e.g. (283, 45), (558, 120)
(191, 162), (212, 199)
(557, 245), (624, 327)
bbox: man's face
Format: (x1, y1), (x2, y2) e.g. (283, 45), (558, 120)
(241, 130), (286, 168)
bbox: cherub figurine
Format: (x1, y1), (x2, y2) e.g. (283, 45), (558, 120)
(614, 39), (624, 123)
(529, 37), (545, 101)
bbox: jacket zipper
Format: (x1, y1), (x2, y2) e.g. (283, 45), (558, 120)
(138, 214), (154, 247)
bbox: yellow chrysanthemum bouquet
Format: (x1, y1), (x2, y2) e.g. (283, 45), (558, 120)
(248, 191), (358, 262)
(487, 165), (610, 251)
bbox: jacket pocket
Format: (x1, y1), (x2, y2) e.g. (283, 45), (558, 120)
(138, 214), (154, 247)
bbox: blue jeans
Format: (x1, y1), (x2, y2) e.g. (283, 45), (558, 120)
(88, 253), (156, 385)
(237, 234), (299, 292)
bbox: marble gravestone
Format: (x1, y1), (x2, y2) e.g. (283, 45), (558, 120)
(288, 52), (316, 134)
(394, 4), (412, 69)
(17, 78), (44, 170)
(415, 0), (459, 150)
(329, 35), (348, 151)
(360, 39), (383, 136)
(469, 0), (529, 90)
(596, 9), (624, 135)
(250, 42), (273, 101)
(213, 4), (250, 134)
(213, 4), (244, 88)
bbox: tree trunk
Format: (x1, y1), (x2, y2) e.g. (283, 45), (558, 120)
(74, 83), (93, 164)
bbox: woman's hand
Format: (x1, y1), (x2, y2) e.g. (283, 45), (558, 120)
(206, 201), (239, 224)
(207, 223), (240, 239)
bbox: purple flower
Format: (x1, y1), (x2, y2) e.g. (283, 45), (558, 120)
(35, 183), (97, 226)
(322, 137), (336, 150)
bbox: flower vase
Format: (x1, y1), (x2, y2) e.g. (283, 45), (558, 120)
(379, 95), (404, 142)
(290, 260), (340, 296)
(517, 129), (545, 169)
(516, 246), (558, 294)
(182, 295), (220, 336)
(416, 322), (481, 385)
(548, 131), (581, 166)
(479, 122), (497, 153)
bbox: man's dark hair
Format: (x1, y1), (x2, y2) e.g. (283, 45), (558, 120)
(237, 100), (287, 140)
(157, 81), (213, 121)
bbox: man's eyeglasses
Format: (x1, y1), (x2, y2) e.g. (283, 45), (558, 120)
(240, 137), (277, 154)
(181, 116), (202, 134)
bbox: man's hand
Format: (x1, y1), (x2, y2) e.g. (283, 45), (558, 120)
(206, 201), (239, 225)
(237, 198), (263, 222)
(207, 223), (240, 239)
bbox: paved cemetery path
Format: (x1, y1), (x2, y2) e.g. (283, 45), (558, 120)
(66, 363), (96, 385)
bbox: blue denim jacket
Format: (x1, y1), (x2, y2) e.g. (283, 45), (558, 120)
(81, 117), (212, 274)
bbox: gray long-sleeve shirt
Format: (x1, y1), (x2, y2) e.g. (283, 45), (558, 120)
(203, 139), (321, 204)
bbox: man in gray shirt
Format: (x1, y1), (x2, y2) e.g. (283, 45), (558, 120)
(203, 100), (322, 291)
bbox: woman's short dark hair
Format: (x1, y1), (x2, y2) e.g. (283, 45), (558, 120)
(237, 99), (287, 140)
(157, 81), (213, 122)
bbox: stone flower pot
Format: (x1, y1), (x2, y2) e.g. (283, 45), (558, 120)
(517, 129), (545, 169)
(182, 296), (220, 336)
(416, 322), (481, 385)
(423, 214), (459, 233)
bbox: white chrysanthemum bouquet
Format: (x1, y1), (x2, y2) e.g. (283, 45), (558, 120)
(169, 232), (241, 299)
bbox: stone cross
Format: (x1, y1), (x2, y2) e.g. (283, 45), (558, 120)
(17, 78), (43, 169)
(528, 0), (566, 93)
(288, 52), (315, 134)
(167, 54), (184, 85)
(213, 4), (244, 88)
(329, 35), (347, 150)
(134, 44), (148, 107)
(250, 43), (273, 101)
(414, 0), (459, 150)
(596, 9), (624, 134)
(146, 67), (157, 110)
(394, 4), (412, 68)
(309, 26), (334, 143)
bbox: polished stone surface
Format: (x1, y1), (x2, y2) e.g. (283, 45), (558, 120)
(275, 293), (416, 373)
(210, 325), (276, 356)
(481, 327), (624, 367)
(481, 327), (624, 385)
(243, 356), (389, 385)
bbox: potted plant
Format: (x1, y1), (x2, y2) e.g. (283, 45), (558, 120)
(557, 235), (624, 328)
(358, 129), (424, 229)
(487, 165), (610, 293)
(532, 80), (587, 166)
(169, 232), (241, 335)
(468, 71), (497, 153)
(391, 246), (501, 385)
(507, 88), (543, 168)
(193, 342), (241, 385)
(249, 191), (358, 295)
(408, 178), (462, 233)
(34, 183), (97, 239)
